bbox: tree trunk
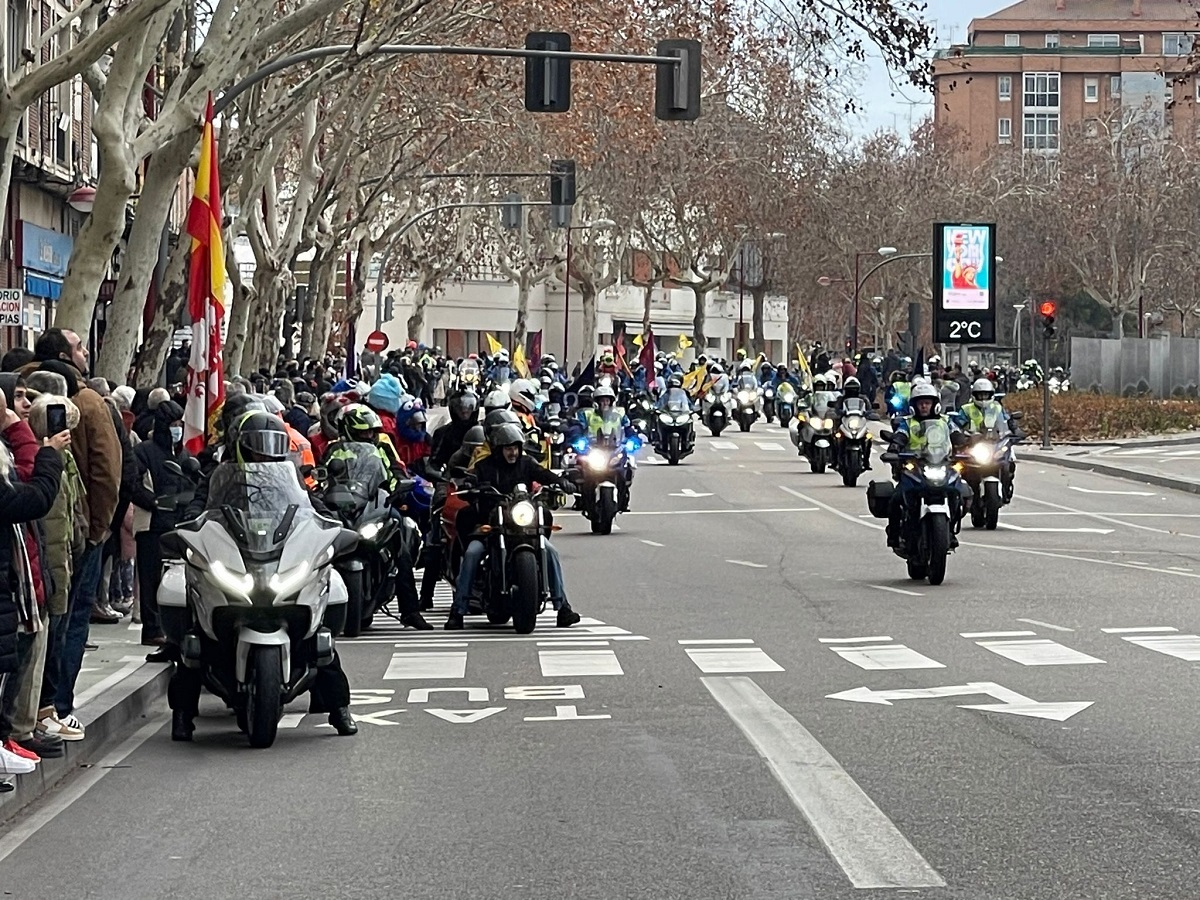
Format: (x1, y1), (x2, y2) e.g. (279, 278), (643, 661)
(223, 242), (255, 376)
(406, 267), (438, 342)
(94, 133), (192, 382)
(308, 254), (336, 360)
(298, 246), (326, 360)
(133, 234), (189, 387)
(580, 285), (598, 362)
(642, 285), (653, 336)
(750, 285), (767, 356)
(690, 285), (707, 352)
(513, 270), (531, 348)
(1111, 310), (1125, 339)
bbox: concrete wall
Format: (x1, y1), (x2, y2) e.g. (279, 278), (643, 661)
(1071, 336), (1200, 397)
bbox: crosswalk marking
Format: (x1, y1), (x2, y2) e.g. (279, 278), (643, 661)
(539, 649), (624, 676)
(383, 651), (467, 680)
(278, 713), (306, 729)
(1120, 633), (1200, 661)
(686, 646), (784, 673)
(711, 440), (739, 450)
(973, 638), (1105, 666)
(755, 441), (786, 451)
(829, 643), (945, 670)
(1101, 626), (1177, 634)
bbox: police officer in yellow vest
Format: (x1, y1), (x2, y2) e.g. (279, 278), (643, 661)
(886, 382), (955, 550)
(577, 385), (636, 512)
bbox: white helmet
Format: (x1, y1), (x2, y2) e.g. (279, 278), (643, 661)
(971, 378), (995, 401)
(909, 381), (941, 418)
(483, 389), (511, 414)
(509, 378), (539, 413)
(593, 385), (617, 404)
(738, 360), (752, 372)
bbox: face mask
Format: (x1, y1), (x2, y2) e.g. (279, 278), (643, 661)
(169, 426), (183, 444)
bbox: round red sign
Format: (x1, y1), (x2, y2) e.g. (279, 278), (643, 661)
(364, 330), (389, 353)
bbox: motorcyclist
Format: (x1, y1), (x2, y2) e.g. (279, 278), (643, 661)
(885, 382), (960, 552)
(834, 375), (872, 469)
(509, 378), (551, 466)
(885, 370), (911, 417)
(577, 385), (637, 512)
(418, 425), (487, 609)
(656, 374), (693, 411)
(445, 423), (580, 630)
(427, 391), (479, 472)
(734, 361), (758, 392)
(951, 377), (1024, 501)
(172, 412), (358, 740)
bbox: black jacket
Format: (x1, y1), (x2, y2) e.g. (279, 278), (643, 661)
(429, 418), (475, 470)
(132, 410), (194, 534)
(473, 454), (564, 499)
(0, 448), (62, 673)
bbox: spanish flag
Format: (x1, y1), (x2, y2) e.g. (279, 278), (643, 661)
(183, 94), (226, 454)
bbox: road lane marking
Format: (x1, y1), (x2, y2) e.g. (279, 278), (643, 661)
(537, 640), (612, 647)
(1120, 633), (1200, 661)
(1017, 618), (1074, 632)
(996, 523), (1114, 534)
(703, 676), (945, 889)
(960, 630), (1037, 638)
(727, 559), (768, 568)
(538, 649), (624, 676)
(679, 638), (756, 645)
(686, 647), (785, 673)
(755, 441), (786, 451)
(867, 584), (924, 597)
(974, 638), (1105, 666)
(1068, 486), (1156, 495)
(640, 539), (664, 548)
(383, 651), (467, 679)
(278, 713), (306, 729)
(818, 636), (894, 644)
(711, 440), (739, 450)
(829, 644), (945, 670)
(1101, 626), (1179, 633)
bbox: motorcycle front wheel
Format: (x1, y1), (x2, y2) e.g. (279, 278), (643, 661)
(246, 645), (283, 749)
(925, 515), (950, 586)
(668, 434), (681, 465)
(511, 552), (540, 634)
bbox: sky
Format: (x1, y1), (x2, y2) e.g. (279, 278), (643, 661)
(851, 0), (1004, 135)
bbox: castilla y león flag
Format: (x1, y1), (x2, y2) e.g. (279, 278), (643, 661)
(183, 93), (227, 454)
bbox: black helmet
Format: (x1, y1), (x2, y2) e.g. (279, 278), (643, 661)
(488, 422), (526, 451)
(462, 425), (486, 450)
(483, 408), (521, 435)
(448, 391), (478, 422)
(232, 412), (290, 463)
(221, 393), (265, 443)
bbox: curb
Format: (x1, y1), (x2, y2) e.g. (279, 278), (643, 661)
(1022, 451), (1200, 496)
(0, 662), (170, 827)
(1060, 433), (1200, 449)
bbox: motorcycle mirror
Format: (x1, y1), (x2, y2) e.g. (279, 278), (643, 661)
(299, 464), (315, 479)
(879, 452), (898, 463)
(160, 532), (185, 557)
(312, 465), (328, 482)
(879, 429), (895, 442)
(163, 460), (184, 476)
(182, 456), (201, 476)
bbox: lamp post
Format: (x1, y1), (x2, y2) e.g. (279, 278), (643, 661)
(562, 218), (616, 361)
(852, 249), (891, 353)
(1013, 302), (1027, 363)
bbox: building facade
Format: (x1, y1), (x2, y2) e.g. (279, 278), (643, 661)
(932, 0), (1200, 162)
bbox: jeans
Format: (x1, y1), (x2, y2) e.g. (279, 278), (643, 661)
(55, 542), (103, 716)
(452, 539), (567, 615)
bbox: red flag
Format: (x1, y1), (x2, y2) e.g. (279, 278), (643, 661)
(183, 93), (227, 455)
(529, 331), (542, 366)
(638, 330), (656, 374)
(613, 325), (633, 377)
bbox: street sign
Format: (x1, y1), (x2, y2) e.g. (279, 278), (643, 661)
(365, 330), (389, 353)
(0, 289), (21, 326)
(931, 222), (997, 344)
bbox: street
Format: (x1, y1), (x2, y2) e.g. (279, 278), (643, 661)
(6, 430), (1200, 898)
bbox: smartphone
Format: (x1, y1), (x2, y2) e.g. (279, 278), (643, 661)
(46, 403), (67, 436)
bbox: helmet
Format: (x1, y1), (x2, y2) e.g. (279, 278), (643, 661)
(509, 378), (539, 414)
(483, 408), (521, 435)
(488, 422), (526, 451)
(338, 403), (382, 440)
(548, 382), (564, 398)
(812, 376), (827, 391)
(909, 382), (941, 418)
(971, 378), (995, 402)
(593, 385), (617, 405)
(843, 376), (861, 397)
(736, 348), (747, 360)
(738, 361), (752, 372)
(668, 374), (683, 389)
(448, 391), (478, 422)
(483, 389), (511, 414)
(232, 412), (290, 464)
(462, 425), (486, 451)
(578, 385), (595, 398)
(710, 364), (724, 376)
(221, 393), (266, 439)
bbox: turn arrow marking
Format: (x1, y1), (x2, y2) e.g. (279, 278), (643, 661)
(827, 681), (1093, 721)
(425, 707), (507, 724)
(670, 488), (714, 498)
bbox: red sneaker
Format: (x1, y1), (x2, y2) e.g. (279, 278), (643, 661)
(3, 739), (38, 762)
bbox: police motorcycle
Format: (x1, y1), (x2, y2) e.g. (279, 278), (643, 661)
(957, 405), (1023, 531)
(700, 367), (732, 437)
(455, 357), (483, 393)
(316, 444), (420, 637)
(776, 382), (798, 425)
(833, 396), (872, 487)
(790, 380), (838, 474)
(626, 392), (656, 441)
(568, 408), (639, 534)
(869, 418), (966, 586)
(159, 461), (357, 748)
(654, 387), (696, 465)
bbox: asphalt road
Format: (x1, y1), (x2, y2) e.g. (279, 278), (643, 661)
(6, 422), (1200, 898)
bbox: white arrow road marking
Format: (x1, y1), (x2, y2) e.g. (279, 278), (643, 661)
(425, 708), (506, 724)
(1068, 486), (1156, 496)
(315, 708), (405, 727)
(826, 681), (1093, 721)
(704, 676), (945, 889)
(996, 523), (1115, 534)
(670, 488), (714, 498)
(727, 559), (768, 568)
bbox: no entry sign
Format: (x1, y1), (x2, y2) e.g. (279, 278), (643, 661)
(364, 330), (389, 353)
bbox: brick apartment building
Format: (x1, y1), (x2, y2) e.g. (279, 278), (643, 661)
(932, 0), (1200, 162)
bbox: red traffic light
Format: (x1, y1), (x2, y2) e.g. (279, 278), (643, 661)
(1039, 300), (1057, 317)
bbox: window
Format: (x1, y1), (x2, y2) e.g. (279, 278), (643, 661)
(998, 117), (1012, 143)
(1045, 33), (1059, 48)
(1004, 33), (1020, 47)
(1023, 72), (1060, 108)
(1023, 113), (1060, 150)
(1196, 78), (1200, 101)
(1163, 33), (1195, 55)
(998, 75), (1012, 100)
(1110, 75), (1122, 97)
(1087, 34), (1121, 48)
(1084, 77), (1099, 102)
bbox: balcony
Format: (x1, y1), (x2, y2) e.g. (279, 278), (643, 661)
(935, 44), (1142, 59)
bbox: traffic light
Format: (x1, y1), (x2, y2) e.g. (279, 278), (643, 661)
(654, 39), (702, 121)
(550, 159), (576, 207)
(1039, 300), (1057, 339)
(383, 293), (395, 324)
(524, 32), (571, 113)
(501, 193), (522, 229)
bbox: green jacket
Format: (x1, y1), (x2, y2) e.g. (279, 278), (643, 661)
(43, 449), (85, 616)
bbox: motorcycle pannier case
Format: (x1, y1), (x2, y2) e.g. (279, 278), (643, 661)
(865, 480), (894, 519)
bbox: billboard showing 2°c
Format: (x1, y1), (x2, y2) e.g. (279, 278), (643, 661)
(932, 222), (996, 344)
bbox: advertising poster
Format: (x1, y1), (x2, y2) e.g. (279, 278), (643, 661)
(940, 224), (990, 311)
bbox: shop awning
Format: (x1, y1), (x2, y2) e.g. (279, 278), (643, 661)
(25, 272), (62, 300)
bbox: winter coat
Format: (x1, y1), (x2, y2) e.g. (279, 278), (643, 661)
(4, 420), (48, 607)
(0, 447), (62, 673)
(42, 449), (84, 617)
(132, 401), (193, 534)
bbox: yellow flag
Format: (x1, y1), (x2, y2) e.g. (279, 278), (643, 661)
(681, 367), (704, 397)
(485, 333), (503, 355)
(632, 333), (644, 348)
(677, 334), (693, 352)
(795, 343), (813, 391)
(512, 342), (530, 378)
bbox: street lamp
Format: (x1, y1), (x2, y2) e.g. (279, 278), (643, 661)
(67, 186), (95, 213)
(1013, 302), (1027, 362)
(562, 218), (617, 361)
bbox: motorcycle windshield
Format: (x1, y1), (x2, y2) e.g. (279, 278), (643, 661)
(922, 419), (952, 464)
(322, 444), (389, 515)
(663, 389), (691, 413)
(207, 462), (315, 556)
(842, 397), (869, 414)
(777, 383), (796, 402)
(459, 360), (480, 380)
(980, 401), (1008, 433)
(593, 409), (625, 445)
(736, 375), (757, 390)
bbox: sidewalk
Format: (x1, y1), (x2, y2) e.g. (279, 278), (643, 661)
(0, 617), (170, 826)
(1023, 435), (1200, 495)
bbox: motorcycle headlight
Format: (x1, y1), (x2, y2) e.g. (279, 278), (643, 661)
(738, 391), (752, 404)
(674, 414), (691, 425)
(358, 521), (383, 542)
(586, 448), (609, 470)
(765, 389), (774, 398)
(208, 560), (253, 598)
(658, 413), (673, 424)
(721, 392), (733, 404)
(970, 444), (993, 464)
(510, 500), (537, 527)
(923, 465), (948, 484)
(268, 561), (312, 597)
(845, 415), (865, 431)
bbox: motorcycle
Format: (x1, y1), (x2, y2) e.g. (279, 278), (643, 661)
(959, 411), (1023, 530)
(317, 444), (419, 637)
(158, 461), (357, 748)
(627, 394), (655, 441)
(833, 397), (872, 487)
(568, 410), (639, 534)
(870, 421), (965, 586)
(791, 399), (835, 474)
(776, 383), (798, 425)
(654, 395), (696, 466)
(735, 386), (760, 433)
(762, 385), (777, 424)
(701, 387), (732, 437)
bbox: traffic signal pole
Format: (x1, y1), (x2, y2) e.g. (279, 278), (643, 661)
(1041, 328), (1051, 450)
